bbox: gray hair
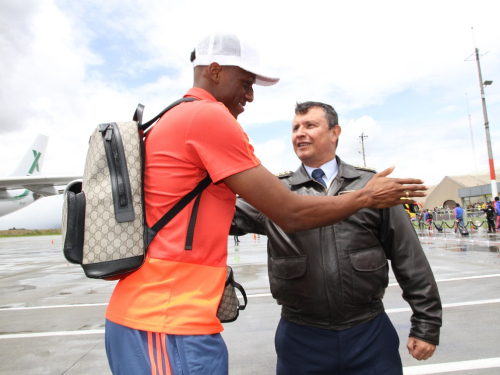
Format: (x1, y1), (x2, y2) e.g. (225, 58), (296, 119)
(295, 101), (338, 130)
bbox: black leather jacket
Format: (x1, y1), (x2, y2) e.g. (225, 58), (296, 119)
(231, 157), (442, 344)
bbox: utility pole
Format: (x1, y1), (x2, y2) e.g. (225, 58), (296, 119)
(474, 48), (497, 198)
(359, 132), (368, 167)
(466, 93), (479, 186)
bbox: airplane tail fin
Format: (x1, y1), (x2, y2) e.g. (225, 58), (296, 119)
(9, 134), (49, 177)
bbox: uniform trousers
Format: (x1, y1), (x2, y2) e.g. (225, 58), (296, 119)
(105, 319), (228, 375)
(275, 312), (403, 375)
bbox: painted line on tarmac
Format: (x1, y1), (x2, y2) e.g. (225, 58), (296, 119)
(388, 273), (500, 286)
(215, 275), (500, 297)
(403, 357), (500, 374)
(1, 283), (499, 312)
(0, 303), (108, 311)
(0, 329), (104, 340)
(0, 296), (270, 312)
(433, 273), (500, 283)
(1, 299), (499, 340)
(0, 336), (498, 375)
(386, 298), (500, 314)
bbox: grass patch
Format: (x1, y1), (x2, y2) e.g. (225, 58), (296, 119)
(0, 229), (61, 238)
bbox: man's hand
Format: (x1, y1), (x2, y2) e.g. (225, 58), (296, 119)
(364, 166), (427, 209)
(407, 337), (436, 360)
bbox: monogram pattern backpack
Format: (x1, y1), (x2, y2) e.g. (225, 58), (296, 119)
(62, 98), (210, 280)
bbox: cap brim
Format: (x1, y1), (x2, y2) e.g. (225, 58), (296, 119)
(193, 57), (279, 86)
(255, 75), (280, 86)
(239, 64), (279, 86)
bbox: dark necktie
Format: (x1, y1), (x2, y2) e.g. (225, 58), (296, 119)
(311, 168), (327, 188)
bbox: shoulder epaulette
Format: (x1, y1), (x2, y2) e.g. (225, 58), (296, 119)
(354, 165), (377, 173)
(274, 171), (293, 179)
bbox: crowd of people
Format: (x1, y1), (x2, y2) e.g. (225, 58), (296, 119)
(415, 198), (500, 233)
(466, 202), (488, 211)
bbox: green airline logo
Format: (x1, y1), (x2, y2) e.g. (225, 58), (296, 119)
(28, 150), (41, 174)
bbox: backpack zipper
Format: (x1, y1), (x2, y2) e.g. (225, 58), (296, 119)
(99, 123), (135, 222)
(105, 127), (127, 208)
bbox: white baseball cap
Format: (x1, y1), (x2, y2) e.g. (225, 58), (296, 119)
(192, 32), (280, 86)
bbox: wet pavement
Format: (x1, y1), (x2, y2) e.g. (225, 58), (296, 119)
(0, 228), (499, 374)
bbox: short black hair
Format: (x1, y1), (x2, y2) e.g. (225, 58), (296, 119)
(190, 49), (196, 62)
(496, 196), (499, 201)
(295, 101), (338, 130)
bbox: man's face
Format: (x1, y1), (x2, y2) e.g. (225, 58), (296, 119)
(292, 106), (341, 168)
(217, 66), (256, 119)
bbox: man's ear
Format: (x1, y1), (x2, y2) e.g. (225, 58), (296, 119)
(208, 62), (222, 83)
(332, 125), (341, 142)
(331, 125), (341, 148)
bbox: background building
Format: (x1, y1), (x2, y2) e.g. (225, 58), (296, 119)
(421, 169), (500, 210)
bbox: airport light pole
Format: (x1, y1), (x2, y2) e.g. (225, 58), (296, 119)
(474, 48), (497, 198)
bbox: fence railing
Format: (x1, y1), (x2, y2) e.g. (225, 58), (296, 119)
(416, 209), (487, 222)
(412, 218), (489, 239)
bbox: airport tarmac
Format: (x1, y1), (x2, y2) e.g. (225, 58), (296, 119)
(1, 226), (500, 375)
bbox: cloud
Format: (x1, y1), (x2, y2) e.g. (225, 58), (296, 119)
(0, 0), (499, 229)
(250, 136), (296, 174)
(337, 116), (380, 166)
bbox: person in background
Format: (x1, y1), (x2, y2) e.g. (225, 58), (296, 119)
(417, 209), (425, 227)
(454, 203), (465, 233)
(425, 209), (433, 230)
(483, 202), (496, 233)
(495, 196), (500, 233)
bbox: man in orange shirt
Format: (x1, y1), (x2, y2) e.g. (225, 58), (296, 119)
(105, 32), (426, 375)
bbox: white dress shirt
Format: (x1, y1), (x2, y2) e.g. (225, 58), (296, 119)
(304, 158), (338, 189)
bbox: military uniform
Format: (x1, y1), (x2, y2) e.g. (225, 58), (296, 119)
(231, 156), (442, 374)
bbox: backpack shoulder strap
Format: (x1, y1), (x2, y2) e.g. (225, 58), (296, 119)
(145, 174), (212, 249)
(140, 96), (205, 249)
(133, 104), (145, 126)
(139, 97), (199, 132)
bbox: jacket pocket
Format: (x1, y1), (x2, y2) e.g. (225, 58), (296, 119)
(270, 255), (308, 307)
(272, 256), (307, 279)
(348, 247), (388, 305)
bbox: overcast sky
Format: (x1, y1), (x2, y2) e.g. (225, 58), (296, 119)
(1, 0), (499, 229)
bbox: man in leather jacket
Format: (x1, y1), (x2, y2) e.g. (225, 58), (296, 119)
(231, 101), (442, 375)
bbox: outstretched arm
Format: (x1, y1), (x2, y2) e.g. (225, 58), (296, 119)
(229, 200), (266, 236)
(224, 164), (426, 233)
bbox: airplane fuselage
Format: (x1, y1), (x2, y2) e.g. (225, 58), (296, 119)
(0, 189), (36, 217)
